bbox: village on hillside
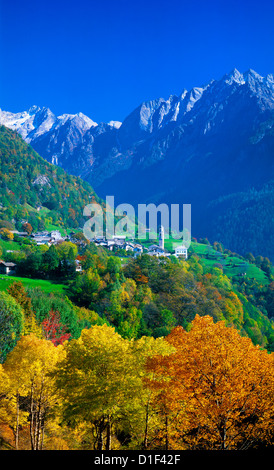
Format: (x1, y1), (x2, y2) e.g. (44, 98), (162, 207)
(0, 226), (188, 276)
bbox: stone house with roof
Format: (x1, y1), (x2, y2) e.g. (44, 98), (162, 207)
(0, 260), (17, 275)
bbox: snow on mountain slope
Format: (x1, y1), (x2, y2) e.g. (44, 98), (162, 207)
(1, 67), (273, 191)
(0, 68), (273, 258)
(1, 68), (273, 165)
(0, 106), (97, 143)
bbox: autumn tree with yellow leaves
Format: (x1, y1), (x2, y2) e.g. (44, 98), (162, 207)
(146, 315), (274, 450)
(54, 324), (173, 450)
(0, 317), (273, 450)
(3, 334), (65, 450)
(54, 324), (136, 450)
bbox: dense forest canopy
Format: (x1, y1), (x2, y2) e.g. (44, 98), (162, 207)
(0, 125), (101, 232)
(0, 241), (273, 450)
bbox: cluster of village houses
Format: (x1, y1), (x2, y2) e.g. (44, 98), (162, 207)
(0, 226), (188, 275)
(0, 230), (66, 275)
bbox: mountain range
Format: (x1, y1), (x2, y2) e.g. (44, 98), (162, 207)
(1, 68), (274, 259)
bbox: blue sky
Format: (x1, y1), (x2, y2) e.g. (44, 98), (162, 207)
(0, 0), (274, 123)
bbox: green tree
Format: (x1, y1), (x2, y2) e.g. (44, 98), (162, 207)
(7, 281), (43, 337)
(58, 246), (77, 278)
(245, 252), (255, 264)
(69, 268), (101, 307)
(18, 251), (42, 276)
(153, 309), (177, 337)
(41, 245), (59, 275)
(117, 305), (143, 339)
(261, 257), (272, 278)
(0, 292), (24, 363)
(7, 281), (33, 317)
(107, 256), (122, 282)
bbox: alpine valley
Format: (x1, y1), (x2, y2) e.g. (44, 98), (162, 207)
(1, 67), (274, 259)
(1, 68), (274, 452)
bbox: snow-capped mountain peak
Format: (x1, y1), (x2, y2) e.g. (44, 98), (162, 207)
(223, 68), (245, 85)
(28, 105), (42, 114)
(179, 89), (188, 100)
(244, 68), (264, 81)
(0, 106), (98, 144)
(0, 107), (41, 140)
(108, 120), (122, 129)
(55, 112), (97, 131)
(1, 67), (273, 192)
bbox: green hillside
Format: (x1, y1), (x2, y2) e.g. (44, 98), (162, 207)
(0, 274), (65, 294)
(0, 128), (273, 452)
(0, 125), (102, 233)
(0, 123), (273, 353)
(142, 237), (271, 285)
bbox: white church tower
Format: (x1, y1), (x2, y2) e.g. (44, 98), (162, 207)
(159, 225), (164, 250)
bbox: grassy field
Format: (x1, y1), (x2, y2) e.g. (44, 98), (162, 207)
(138, 238), (269, 285)
(23, 203), (69, 236)
(0, 275), (66, 294)
(192, 246), (269, 285)
(0, 239), (22, 252)
(223, 261), (268, 284)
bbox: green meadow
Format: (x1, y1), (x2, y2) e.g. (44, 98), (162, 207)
(0, 275), (66, 294)
(139, 237), (269, 285)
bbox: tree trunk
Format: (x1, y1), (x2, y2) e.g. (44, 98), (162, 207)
(30, 382), (35, 450)
(33, 416), (39, 450)
(219, 418), (227, 450)
(106, 414), (111, 450)
(165, 414), (169, 450)
(40, 413), (45, 450)
(143, 401), (150, 449)
(35, 380), (44, 450)
(15, 392), (20, 450)
(98, 428), (103, 450)
(95, 418), (104, 450)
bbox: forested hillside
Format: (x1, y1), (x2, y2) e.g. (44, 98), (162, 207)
(0, 240), (273, 449)
(0, 123), (273, 451)
(0, 125), (101, 233)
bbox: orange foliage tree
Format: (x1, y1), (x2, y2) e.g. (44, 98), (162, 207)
(146, 315), (274, 450)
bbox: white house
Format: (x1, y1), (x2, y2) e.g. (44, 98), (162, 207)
(123, 242), (135, 252)
(133, 243), (143, 252)
(147, 245), (170, 258)
(174, 245), (188, 259)
(94, 238), (108, 247)
(107, 240), (116, 250)
(75, 259), (83, 272)
(0, 260), (16, 275)
(112, 235), (126, 242)
(133, 244), (143, 257)
(32, 231), (49, 238)
(32, 236), (52, 246)
(51, 230), (62, 240)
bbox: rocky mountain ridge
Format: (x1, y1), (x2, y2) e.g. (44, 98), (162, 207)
(1, 68), (273, 258)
